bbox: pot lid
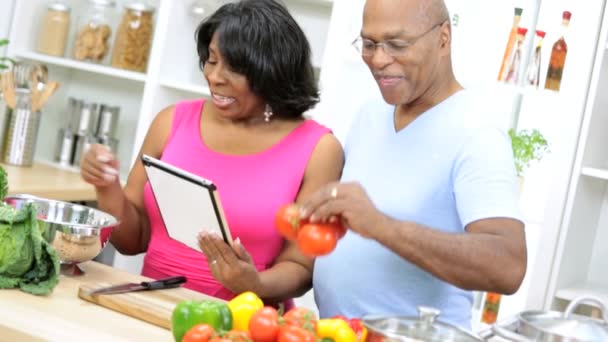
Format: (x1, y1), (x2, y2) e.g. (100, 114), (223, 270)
(522, 296), (608, 341)
(530, 316), (608, 340)
(363, 307), (482, 342)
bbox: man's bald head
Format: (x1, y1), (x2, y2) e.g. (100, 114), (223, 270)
(424, 0), (450, 26)
(364, 0), (450, 28)
(360, 0), (458, 107)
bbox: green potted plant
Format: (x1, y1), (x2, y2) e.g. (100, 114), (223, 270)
(509, 128), (550, 191)
(0, 39), (14, 70)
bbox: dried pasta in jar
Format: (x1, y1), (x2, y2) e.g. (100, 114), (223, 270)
(111, 3), (155, 72)
(72, 0), (117, 63)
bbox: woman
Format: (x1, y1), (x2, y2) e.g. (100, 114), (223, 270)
(80, 0), (343, 305)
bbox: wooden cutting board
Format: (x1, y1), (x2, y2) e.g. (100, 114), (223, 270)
(78, 282), (224, 330)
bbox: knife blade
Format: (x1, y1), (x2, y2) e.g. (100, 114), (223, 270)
(89, 276), (187, 295)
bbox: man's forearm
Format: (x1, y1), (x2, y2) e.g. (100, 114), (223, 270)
(373, 216), (526, 294)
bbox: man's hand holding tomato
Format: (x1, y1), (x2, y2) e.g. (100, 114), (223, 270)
(299, 182), (389, 240)
(197, 232), (263, 295)
(276, 204), (346, 257)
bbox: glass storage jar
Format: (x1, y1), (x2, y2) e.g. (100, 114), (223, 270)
(36, 2), (71, 57)
(72, 0), (118, 64)
(111, 2), (155, 72)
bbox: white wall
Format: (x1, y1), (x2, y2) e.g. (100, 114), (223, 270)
(0, 0), (16, 51)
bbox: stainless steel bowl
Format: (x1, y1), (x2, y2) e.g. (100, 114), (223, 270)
(3, 194), (119, 276)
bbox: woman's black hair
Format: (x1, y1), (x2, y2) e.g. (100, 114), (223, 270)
(195, 0), (319, 118)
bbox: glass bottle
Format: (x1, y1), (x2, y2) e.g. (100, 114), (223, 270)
(36, 2), (71, 57)
(505, 27), (528, 85)
(481, 292), (502, 324)
(545, 11), (572, 91)
(111, 2), (156, 72)
(498, 7), (523, 81)
(72, 0), (118, 64)
(526, 30), (546, 88)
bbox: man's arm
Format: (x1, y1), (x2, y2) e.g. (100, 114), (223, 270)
(301, 127), (526, 294)
(372, 215), (526, 294)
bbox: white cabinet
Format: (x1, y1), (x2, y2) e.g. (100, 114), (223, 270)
(6, 0), (334, 178)
(527, 1), (608, 312)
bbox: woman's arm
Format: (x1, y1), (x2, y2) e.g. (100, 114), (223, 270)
(254, 133), (344, 302)
(88, 106), (175, 255)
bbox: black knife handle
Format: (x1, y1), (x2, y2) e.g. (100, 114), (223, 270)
(142, 276), (187, 290)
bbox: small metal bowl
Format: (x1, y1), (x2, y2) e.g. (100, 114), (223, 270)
(3, 194), (119, 276)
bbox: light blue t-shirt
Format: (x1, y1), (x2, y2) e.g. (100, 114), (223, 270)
(313, 90), (521, 329)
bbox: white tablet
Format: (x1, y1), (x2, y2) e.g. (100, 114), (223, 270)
(141, 154), (232, 249)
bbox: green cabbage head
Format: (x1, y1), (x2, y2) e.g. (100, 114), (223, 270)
(0, 167), (59, 295)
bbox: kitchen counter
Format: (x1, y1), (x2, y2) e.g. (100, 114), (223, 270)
(2, 161), (96, 202)
(0, 261), (212, 341)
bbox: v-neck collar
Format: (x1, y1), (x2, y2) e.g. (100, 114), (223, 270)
(388, 90), (466, 136)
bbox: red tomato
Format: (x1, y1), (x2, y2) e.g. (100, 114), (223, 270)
(183, 324), (215, 342)
(249, 307), (280, 342)
(297, 223), (339, 257)
(223, 330), (252, 342)
(275, 204), (305, 240)
(278, 325), (316, 342)
(328, 221), (347, 239)
(208, 338), (232, 342)
(283, 307), (317, 331)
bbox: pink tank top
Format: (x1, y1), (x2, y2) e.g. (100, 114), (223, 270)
(142, 99), (331, 302)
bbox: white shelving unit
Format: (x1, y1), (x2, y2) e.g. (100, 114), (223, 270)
(525, 0), (608, 313)
(6, 0), (334, 179)
(581, 167), (608, 180)
(15, 51), (148, 82)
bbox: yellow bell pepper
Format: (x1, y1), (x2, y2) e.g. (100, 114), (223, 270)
(316, 318), (358, 342)
(227, 291), (264, 331)
(358, 325), (368, 342)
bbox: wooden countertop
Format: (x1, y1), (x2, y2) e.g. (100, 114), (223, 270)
(2, 161), (96, 202)
(0, 262), (192, 341)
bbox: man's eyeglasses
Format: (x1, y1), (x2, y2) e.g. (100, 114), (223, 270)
(352, 21), (446, 57)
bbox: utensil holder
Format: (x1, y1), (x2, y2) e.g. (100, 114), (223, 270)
(3, 92), (41, 167)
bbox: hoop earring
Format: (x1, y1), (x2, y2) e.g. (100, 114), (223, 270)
(264, 104), (273, 122)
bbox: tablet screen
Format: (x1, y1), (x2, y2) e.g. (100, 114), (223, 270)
(142, 154), (232, 249)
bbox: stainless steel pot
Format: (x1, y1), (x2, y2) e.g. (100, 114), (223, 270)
(492, 296), (608, 341)
(363, 306), (483, 342)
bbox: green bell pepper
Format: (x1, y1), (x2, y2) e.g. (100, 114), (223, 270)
(171, 299), (233, 342)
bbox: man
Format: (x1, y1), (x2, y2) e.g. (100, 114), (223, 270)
(300, 0), (527, 328)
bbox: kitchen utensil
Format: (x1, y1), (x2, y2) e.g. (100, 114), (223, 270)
(89, 276), (187, 295)
(3, 194), (119, 276)
(31, 80), (58, 113)
(12, 62), (35, 90)
(362, 306), (483, 342)
(78, 281), (221, 329)
(1, 70), (16, 109)
(492, 296), (608, 341)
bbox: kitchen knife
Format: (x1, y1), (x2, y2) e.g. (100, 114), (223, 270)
(89, 276), (187, 295)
